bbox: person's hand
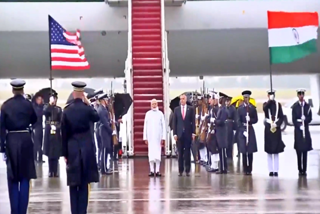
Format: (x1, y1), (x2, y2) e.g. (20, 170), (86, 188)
(192, 134), (195, 141)
(210, 118), (215, 123)
(301, 115), (306, 121)
(145, 140), (148, 145)
(174, 135), (178, 142)
(118, 118), (123, 123)
(201, 115), (206, 121)
(195, 114), (199, 119)
(245, 115), (250, 122)
(112, 130), (117, 136)
(64, 157), (67, 164)
(2, 153), (6, 162)
(83, 95), (90, 105)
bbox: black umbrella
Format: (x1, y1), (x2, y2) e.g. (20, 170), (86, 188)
(112, 93), (133, 120)
(33, 88), (58, 104)
(169, 96), (192, 112)
(66, 88), (95, 104)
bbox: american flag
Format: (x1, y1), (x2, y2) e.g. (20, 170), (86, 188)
(49, 15), (90, 70)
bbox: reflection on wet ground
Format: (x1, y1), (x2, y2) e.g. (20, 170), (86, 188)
(1, 118), (320, 213)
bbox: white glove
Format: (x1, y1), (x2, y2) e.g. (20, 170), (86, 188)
(2, 153), (6, 161)
(112, 130), (117, 136)
(300, 125), (304, 131)
(51, 125), (56, 131)
(211, 129), (215, 134)
(210, 118), (215, 123)
(201, 116), (206, 121)
(245, 115), (250, 122)
(195, 114), (199, 119)
(207, 123), (211, 127)
(271, 123), (277, 129)
(243, 131), (248, 138)
(301, 115), (306, 121)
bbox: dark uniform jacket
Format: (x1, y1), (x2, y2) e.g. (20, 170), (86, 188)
(292, 101), (312, 152)
(236, 103), (258, 154)
(0, 94), (37, 181)
(97, 105), (113, 149)
(263, 100), (285, 154)
(226, 105), (236, 147)
(43, 104), (62, 158)
(215, 106), (228, 149)
(207, 105), (219, 154)
(61, 99), (100, 186)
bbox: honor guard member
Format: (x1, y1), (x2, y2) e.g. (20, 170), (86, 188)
(0, 79), (37, 214)
(236, 90), (258, 175)
(61, 81), (100, 214)
(225, 96), (236, 160)
(263, 89), (285, 177)
(206, 92), (220, 172)
(214, 95), (229, 174)
(97, 93), (116, 175)
(292, 88), (312, 176)
(32, 94), (44, 163)
(43, 92), (62, 177)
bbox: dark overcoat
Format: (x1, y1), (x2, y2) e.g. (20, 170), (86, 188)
(32, 103), (44, 153)
(207, 105), (219, 154)
(97, 105), (113, 150)
(43, 104), (62, 158)
(292, 101), (312, 152)
(263, 100), (285, 154)
(61, 99), (100, 186)
(225, 105), (236, 146)
(237, 103), (258, 154)
(215, 106), (228, 149)
(0, 95), (37, 181)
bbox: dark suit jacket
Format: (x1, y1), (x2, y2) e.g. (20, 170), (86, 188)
(173, 105), (195, 142)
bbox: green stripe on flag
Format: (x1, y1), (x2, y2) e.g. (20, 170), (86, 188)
(270, 39), (317, 64)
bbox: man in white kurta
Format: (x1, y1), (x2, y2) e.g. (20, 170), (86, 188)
(143, 99), (166, 177)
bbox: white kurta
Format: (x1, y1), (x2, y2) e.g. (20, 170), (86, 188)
(143, 108), (166, 162)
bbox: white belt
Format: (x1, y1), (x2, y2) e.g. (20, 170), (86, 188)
(297, 119), (302, 122)
(265, 118), (278, 124)
(8, 130), (29, 133)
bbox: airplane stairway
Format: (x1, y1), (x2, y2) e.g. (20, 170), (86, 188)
(131, 0), (164, 156)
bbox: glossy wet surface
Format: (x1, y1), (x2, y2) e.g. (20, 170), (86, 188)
(1, 115), (320, 214)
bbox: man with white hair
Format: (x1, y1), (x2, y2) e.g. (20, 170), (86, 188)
(143, 99), (166, 177)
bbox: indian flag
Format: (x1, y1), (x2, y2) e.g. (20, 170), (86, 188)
(268, 11), (319, 64)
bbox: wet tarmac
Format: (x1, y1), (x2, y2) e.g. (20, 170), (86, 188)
(1, 114), (320, 214)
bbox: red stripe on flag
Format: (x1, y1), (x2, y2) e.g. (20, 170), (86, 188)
(267, 11), (319, 29)
(51, 57), (87, 63)
(51, 65), (90, 70)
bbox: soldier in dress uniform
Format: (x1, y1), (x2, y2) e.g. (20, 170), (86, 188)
(32, 94), (45, 163)
(43, 92), (62, 177)
(61, 81), (100, 214)
(214, 95), (229, 174)
(292, 88), (312, 176)
(0, 79), (37, 214)
(206, 92), (220, 172)
(97, 93), (117, 175)
(263, 89), (285, 177)
(225, 96), (236, 160)
(236, 90), (258, 175)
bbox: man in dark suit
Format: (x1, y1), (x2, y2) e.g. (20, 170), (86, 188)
(173, 94), (196, 176)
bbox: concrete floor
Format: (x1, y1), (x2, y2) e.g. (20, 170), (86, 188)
(1, 117), (320, 213)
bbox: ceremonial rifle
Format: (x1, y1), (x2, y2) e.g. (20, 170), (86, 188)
(246, 104), (249, 146)
(109, 81), (119, 146)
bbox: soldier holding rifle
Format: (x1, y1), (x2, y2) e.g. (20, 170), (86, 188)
(263, 89), (285, 177)
(292, 88), (312, 176)
(236, 90), (258, 175)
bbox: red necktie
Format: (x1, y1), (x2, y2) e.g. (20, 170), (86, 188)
(182, 106), (185, 119)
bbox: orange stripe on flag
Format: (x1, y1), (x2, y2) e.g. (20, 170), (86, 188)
(267, 11), (319, 29)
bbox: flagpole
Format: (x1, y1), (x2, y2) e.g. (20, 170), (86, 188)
(48, 15), (53, 94)
(268, 47), (273, 91)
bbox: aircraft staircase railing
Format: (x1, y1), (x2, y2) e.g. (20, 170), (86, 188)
(161, 0), (171, 157)
(123, 0), (134, 157)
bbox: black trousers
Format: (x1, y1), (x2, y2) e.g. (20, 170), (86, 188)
(33, 127), (43, 162)
(49, 158), (59, 175)
(177, 132), (191, 173)
(69, 182), (89, 214)
(219, 148), (228, 172)
(296, 151), (308, 173)
(242, 153), (253, 173)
